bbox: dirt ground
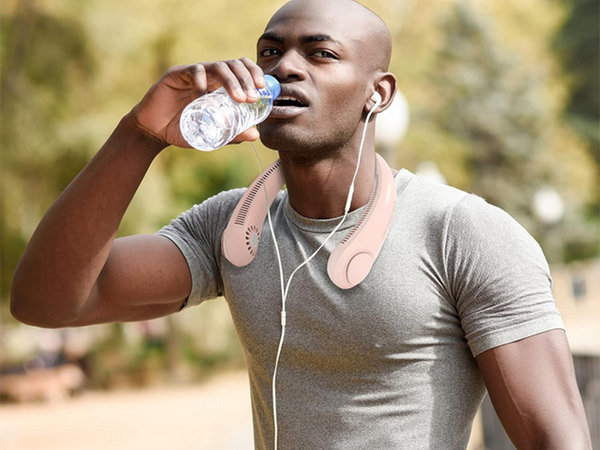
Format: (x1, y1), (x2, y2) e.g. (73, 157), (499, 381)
(0, 370), (254, 450)
(0, 368), (485, 450)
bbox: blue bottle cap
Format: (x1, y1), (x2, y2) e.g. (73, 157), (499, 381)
(264, 74), (281, 99)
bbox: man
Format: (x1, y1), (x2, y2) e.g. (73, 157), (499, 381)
(11, 0), (592, 449)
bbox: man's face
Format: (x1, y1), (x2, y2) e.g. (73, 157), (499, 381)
(256, 2), (371, 155)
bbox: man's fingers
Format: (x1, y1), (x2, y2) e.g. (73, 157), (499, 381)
(166, 60), (266, 104)
(205, 59), (266, 103)
(163, 64), (207, 96)
(185, 64), (209, 98)
(227, 59), (260, 102)
(231, 128), (260, 145)
(240, 57), (266, 90)
(210, 61), (249, 103)
(138, 60), (266, 147)
(240, 57), (267, 98)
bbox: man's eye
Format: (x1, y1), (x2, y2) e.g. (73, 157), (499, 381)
(259, 48), (280, 57)
(312, 50), (337, 59)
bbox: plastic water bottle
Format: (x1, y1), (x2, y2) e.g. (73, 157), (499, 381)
(180, 74), (281, 151)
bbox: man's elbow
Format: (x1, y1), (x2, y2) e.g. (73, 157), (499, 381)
(529, 412), (592, 450)
(10, 284), (79, 329)
(537, 430), (592, 450)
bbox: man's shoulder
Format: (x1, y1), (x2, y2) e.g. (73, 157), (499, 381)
(394, 171), (529, 249)
(201, 187), (247, 209)
(184, 187), (248, 222)
(397, 170), (513, 220)
(397, 169), (469, 217)
(159, 188), (248, 237)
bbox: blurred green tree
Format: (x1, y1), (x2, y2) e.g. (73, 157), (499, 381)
(430, 1), (597, 262)
(1, 0), (96, 304)
(433, 2), (550, 223)
(554, 0), (600, 161)
(553, 0), (599, 261)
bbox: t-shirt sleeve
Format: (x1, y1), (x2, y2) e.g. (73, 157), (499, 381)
(156, 189), (244, 310)
(445, 194), (564, 357)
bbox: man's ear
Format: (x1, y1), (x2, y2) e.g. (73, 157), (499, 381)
(366, 72), (398, 114)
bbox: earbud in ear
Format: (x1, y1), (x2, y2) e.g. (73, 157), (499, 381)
(370, 91), (382, 111)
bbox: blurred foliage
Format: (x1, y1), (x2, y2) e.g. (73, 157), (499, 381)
(428, 1), (598, 262)
(554, 0), (600, 162)
(552, 0), (600, 263)
(84, 315), (243, 390)
(390, 0), (598, 263)
(1, 0), (598, 382)
(1, 0), (97, 300)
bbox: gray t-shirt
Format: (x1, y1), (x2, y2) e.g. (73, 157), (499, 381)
(157, 169), (564, 450)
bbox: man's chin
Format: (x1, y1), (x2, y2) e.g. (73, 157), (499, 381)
(258, 122), (349, 157)
(258, 124), (312, 152)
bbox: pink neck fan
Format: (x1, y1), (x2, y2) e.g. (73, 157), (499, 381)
(221, 153), (396, 289)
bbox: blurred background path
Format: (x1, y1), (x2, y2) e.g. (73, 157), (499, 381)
(0, 370), (254, 450)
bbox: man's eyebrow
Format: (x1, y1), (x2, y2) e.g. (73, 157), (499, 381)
(257, 32), (344, 47)
(299, 34), (343, 47)
(258, 32), (285, 44)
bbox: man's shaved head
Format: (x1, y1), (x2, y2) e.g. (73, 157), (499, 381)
(256, 0), (396, 154)
(266, 0), (392, 73)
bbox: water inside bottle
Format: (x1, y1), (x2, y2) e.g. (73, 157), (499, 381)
(180, 83), (276, 151)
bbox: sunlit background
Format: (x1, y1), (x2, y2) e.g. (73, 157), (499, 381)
(1, 0), (598, 449)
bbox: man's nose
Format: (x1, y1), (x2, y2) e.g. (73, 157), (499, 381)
(267, 50), (307, 82)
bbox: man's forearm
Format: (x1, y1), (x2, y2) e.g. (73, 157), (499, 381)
(478, 331), (592, 450)
(529, 415), (592, 450)
(10, 114), (167, 327)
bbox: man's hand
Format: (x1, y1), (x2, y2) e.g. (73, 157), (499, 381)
(130, 59), (266, 149)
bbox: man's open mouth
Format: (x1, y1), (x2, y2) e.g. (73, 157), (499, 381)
(273, 96), (307, 108)
(268, 92), (309, 119)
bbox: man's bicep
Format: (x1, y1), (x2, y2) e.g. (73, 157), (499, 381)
(476, 329), (592, 450)
(71, 235), (192, 326)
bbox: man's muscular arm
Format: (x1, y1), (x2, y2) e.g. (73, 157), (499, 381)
(476, 329), (592, 450)
(10, 60), (265, 328)
(11, 117), (189, 328)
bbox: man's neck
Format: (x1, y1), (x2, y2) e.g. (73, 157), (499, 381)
(278, 139), (377, 219)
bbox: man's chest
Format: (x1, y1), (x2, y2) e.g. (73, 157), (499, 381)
(221, 233), (465, 371)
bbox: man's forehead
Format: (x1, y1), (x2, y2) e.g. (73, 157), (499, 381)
(259, 9), (363, 47)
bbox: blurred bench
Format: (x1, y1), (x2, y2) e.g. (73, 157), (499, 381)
(0, 363), (85, 403)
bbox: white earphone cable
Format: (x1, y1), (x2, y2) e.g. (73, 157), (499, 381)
(249, 142), (286, 444)
(249, 94), (380, 450)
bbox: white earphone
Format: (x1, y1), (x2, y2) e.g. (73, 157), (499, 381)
(370, 91), (382, 111)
